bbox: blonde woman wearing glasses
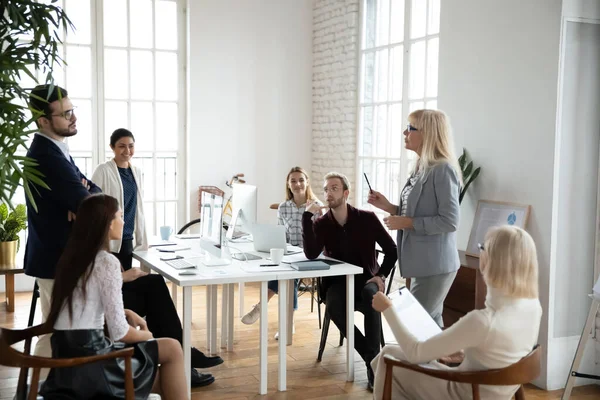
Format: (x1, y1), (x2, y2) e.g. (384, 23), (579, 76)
(370, 225), (542, 399)
(368, 109), (461, 327)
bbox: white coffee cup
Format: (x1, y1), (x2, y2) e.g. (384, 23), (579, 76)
(270, 248), (285, 265)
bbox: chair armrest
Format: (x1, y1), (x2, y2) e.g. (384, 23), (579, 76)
(383, 354), (482, 384)
(7, 345), (135, 369)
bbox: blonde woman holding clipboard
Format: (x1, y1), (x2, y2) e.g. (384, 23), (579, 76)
(370, 226), (542, 399)
(368, 109), (461, 326)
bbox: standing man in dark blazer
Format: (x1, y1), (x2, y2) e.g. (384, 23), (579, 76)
(25, 84), (100, 357)
(303, 171), (398, 391)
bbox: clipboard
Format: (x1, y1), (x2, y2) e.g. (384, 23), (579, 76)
(388, 286), (442, 341)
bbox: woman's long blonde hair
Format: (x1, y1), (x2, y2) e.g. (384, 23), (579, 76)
(482, 225), (539, 299)
(285, 167), (317, 201)
(409, 109), (462, 183)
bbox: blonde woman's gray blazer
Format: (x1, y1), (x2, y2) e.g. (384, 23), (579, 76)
(397, 162), (460, 278)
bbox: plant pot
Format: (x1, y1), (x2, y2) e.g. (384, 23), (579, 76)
(0, 240), (18, 270)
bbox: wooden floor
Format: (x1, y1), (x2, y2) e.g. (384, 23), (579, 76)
(1, 283), (599, 399)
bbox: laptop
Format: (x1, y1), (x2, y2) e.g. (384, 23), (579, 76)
(252, 224), (302, 255)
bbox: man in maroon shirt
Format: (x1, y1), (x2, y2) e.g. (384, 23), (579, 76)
(303, 172), (397, 390)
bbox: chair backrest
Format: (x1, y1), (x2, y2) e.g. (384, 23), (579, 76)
(1, 324), (136, 400)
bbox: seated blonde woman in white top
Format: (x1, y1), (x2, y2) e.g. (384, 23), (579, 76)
(371, 225), (542, 400)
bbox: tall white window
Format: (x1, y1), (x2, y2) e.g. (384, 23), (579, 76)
(357, 0), (440, 211)
(17, 0), (186, 235)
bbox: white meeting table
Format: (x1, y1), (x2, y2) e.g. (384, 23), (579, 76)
(133, 240), (362, 397)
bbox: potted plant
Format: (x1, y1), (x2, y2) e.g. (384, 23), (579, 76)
(458, 148), (481, 204)
(0, 0), (73, 210)
(0, 203), (26, 270)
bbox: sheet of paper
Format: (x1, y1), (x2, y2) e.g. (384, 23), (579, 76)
(388, 288), (442, 342)
(241, 264), (294, 273)
(282, 253), (310, 264)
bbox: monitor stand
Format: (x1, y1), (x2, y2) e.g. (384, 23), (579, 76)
(202, 253), (232, 267)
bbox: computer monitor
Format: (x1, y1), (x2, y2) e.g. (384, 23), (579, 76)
(227, 183), (257, 240)
(199, 191), (231, 266)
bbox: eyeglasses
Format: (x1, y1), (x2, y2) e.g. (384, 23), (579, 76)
(407, 124), (419, 132)
(323, 185), (341, 193)
(51, 107), (77, 120)
(477, 243), (485, 251)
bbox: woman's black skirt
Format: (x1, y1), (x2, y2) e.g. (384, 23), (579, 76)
(39, 329), (158, 399)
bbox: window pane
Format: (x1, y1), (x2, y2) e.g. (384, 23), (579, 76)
(65, 46), (92, 98)
(360, 106), (374, 156)
(131, 102), (154, 151)
(375, 105), (388, 157)
(361, 52), (375, 103)
(410, 0), (426, 39)
(156, 1), (178, 50)
(375, 49), (389, 102)
(53, 45), (67, 88)
(65, 0), (91, 44)
(390, 0), (404, 44)
(131, 50), (154, 100)
(104, 0), (128, 47)
(428, 0), (440, 35)
(105, 101), (129, 142)
(409, 101), (424, 113)
(156, 159), (166, 200)
(390, 160), (401, 207)
(376, 0), (390, 47)
(130, 0), (153, 49)
(155, 102), (178, 151)
(144, 202), (155, 234)
(155, 52), (178, 101)
(363, 0), (376, 49)
(104, 49), (129, 99)
(426, 37), (439, 97)
(390, 104), (403, 158)
(165, 201), (177, 230)
(68, 99), (92, 151)
(426, 99), (437, 110)
(140, 157), (155, 201)
(164, 158), (177, 199)
(375, 159), (387, 198)
(389, 45), (403, 101)
(409, 40), (425, 99)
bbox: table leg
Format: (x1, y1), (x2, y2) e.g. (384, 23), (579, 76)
(6, 274), (15, 312)
(287, 279), (294, 346)
(259, 281), (268, 394)
(221, 285), (228, 349)
(206, 285), (211, 353)
(171, 281), (178, 309)
(278, 279), (288, 391)
(239, 282), (245, 316)
(346, 274), (355, 382)
(210, 285), (218, 355)
(227, 284), (234, 351)
(183, 286), (192, 399)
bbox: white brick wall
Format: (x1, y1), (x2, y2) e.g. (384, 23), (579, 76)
(312, 0), (360, 202)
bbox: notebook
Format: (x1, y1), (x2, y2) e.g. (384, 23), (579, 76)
(388, 286), (442, 341)
(290, 260), (330, 271)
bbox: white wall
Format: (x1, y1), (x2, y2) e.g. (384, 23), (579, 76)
(437, 0), (562, 388)
(187, 0), (313, 225)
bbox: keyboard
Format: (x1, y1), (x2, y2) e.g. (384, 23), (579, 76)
(165, 258), (196, 270)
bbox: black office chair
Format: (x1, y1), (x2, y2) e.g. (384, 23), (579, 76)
(316, 263), (397, 362)
(177, 218), (201, 235)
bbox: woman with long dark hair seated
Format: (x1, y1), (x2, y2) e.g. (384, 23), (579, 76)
(40, 194), (188, 400)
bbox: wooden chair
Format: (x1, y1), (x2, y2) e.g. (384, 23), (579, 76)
(381, 345), (541, 400)
(0, 323), (136, 400)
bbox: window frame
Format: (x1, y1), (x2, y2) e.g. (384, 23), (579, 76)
(356, 0), (440, 214)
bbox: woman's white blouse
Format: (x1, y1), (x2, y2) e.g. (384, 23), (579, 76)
(54, 251), (130, 341)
